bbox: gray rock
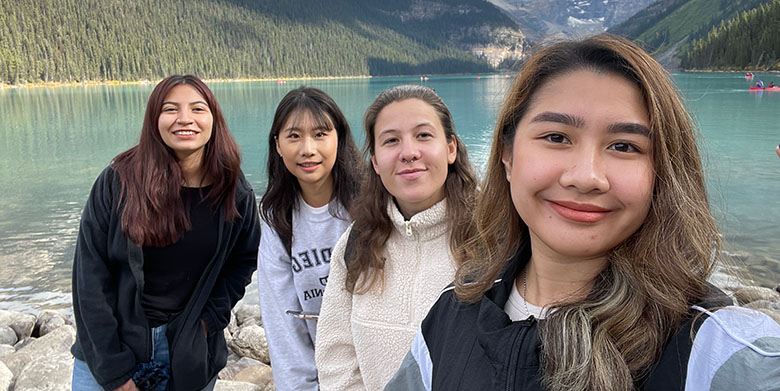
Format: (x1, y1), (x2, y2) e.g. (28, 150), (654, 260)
(14, 337), (34, 351)
(0, 362), (11, 391)
(228, 311), (239, 336)
(0, 310), (35, 341)
(1, 324), (76, 377)
(234, 364), (274, 391)
(35, 310), (69, 338)
(0, 327), (16, 346)
(228, 325), (269, 364)
(775, 284), (780, 295)
(234, 305), (262, 328)
(0, 346), (14, 360)
(214, 379), (263, 391)
(14, 351), (73, 391)
(744, 300), (780, 324)
(220, 356), (262, 380)
(734, 286), (780, 305)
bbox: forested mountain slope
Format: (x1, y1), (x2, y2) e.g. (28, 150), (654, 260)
(0, 0), (524, 84)
(684, 0), (780, 70)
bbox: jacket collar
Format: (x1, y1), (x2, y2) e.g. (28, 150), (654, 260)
(387, 198), (448, 241)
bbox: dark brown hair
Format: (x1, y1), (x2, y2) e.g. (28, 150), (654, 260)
(454, 34), (719, 391)
(346, 85), (478, 294)
(260, 87), (362, 254)
(113, 74), (241, 247)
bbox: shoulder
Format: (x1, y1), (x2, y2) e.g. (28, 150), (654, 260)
(685, 306), (780, 390)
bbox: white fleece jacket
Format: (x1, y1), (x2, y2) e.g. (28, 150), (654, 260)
(315, 199), (457, 391)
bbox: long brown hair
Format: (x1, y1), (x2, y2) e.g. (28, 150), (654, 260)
(260, 87), (362, 254)
(454, 34), (719, 391)
(346, 85), (477, 294)
(113, 74), (241, 247)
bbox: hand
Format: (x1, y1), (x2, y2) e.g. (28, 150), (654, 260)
(776, 144), (780, 159)
(114, 378), (139, 391)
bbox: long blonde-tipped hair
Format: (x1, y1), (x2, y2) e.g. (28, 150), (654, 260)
(454, 34), (720, 391)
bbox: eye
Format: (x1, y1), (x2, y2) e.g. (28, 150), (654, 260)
(315, 131), (328, 138)
(417, 131), (433, 140)
(286, 132), (300, 139)
(608, 142), (640, 153)
(543, 133), (570, 144)
(382, 137), (398, 146)
(162, 106), (176, 113)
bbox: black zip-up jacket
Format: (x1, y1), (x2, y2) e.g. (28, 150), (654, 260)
(71, 166), (260, 391)
(385, 241), (780, 390)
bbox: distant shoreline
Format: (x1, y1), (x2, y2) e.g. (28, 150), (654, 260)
(0, 75), (375, 89)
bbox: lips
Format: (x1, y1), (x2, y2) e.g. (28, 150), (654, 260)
(398, 167), (426, 180)
(548, 200), (612, 223)
(298, 161), (322, 172)
(172, 129), (198, 137)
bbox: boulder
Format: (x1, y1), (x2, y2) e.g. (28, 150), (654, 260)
(0, 362), (11, 391)
(234, 305), (262, 328)
(214, 379), (263, 391)
(220, 356), (262, 380)
(14, 337), (34, 351)
(228, 311), (239, 336)
(0, 310), (35, 341)
(734, 286), (780, 305)
(1, 324), (76, 377)
(228, 325), (269, 364)
(13, 350), (73, 391)
(0, 327), (16, 346)
(744, 300), (780, 324)
(234, 364), (274, 390)
(0, 346), (14, 360)
(34, 310), (69, 338)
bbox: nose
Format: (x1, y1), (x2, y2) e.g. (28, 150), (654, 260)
(176, 110), (193, 124)
(300, 135), (315, 157)
(399, 137), (421, 163)
(559, 146), (610, 193)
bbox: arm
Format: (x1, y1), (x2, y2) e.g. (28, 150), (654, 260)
(257, 220), (318, 391)
(71, 167), (138, 390)
(201, 184), (261, 335)
(314, 225), (364, 391)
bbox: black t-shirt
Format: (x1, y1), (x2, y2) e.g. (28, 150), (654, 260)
(142, 186), (219, 327)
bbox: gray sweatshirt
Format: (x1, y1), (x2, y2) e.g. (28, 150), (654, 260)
(257, 198), (350, 391)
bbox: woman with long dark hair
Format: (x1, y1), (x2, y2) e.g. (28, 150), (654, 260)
(71, 75), (260, 391)
(257, 87), (362, 391)
(385, 34), (780, 391)
(315, 85), (478, 391)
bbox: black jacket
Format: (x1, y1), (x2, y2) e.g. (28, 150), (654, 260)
(384, 240), (760, 391)
(71, 166), (260, 391)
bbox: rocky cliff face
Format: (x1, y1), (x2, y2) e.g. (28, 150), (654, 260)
(488, 0), (655, 42)
(384, 0), (527, 68)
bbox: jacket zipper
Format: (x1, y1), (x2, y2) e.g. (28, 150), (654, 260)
(404, 220), (412, 236)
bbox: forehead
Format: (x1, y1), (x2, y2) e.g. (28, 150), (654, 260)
(523, 70), (648, 125)
(375, 98), (442, 131)
(163, 84), (206, 102)
(282, 108), (334, 130)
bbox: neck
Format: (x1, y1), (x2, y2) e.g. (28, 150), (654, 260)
(178, 152), (208, 187)
(299, 176), (334, 208)
(520, 240), (608, 308)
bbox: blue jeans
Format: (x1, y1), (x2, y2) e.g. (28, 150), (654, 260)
(72, 324), (217, 391)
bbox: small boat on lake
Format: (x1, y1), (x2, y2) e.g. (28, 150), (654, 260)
(749, 86), (780, 91)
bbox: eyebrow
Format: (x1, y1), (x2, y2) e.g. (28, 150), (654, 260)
(377, 121), (436, 137)
(530, 111), (650, 138)
(162, 100), (209, 106)
(283, 124), (333, 132)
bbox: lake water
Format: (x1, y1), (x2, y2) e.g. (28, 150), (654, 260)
(0, 73), (778, 314)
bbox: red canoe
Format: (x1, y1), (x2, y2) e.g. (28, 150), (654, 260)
(749, 86), (780, 91)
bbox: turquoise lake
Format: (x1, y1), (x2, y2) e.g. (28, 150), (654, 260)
(0, 73), (778, 313)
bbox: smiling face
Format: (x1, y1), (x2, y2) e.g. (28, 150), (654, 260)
(371, 98), (457, 218)
(275, 109), (338, 201)
(503, 70), (654, 261)
(158, 84), (214, 163)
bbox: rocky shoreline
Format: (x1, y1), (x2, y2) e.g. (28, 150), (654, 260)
(1, 275), (778, 391)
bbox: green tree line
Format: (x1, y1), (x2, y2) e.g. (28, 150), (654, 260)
(684, 0), (780, 70)
(0, 0), (515, 84)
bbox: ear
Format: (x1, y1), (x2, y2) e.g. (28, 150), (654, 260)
(501, 145), (513, 182)
(275, 136), (282, 157)
(370, 154), (380, 175)
(447, 135), (457, 165)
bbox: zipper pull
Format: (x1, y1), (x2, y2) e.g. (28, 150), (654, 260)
(404, 220), (412, 237)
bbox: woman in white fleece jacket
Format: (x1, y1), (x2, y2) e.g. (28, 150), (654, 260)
(315, 85), (478, 391)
